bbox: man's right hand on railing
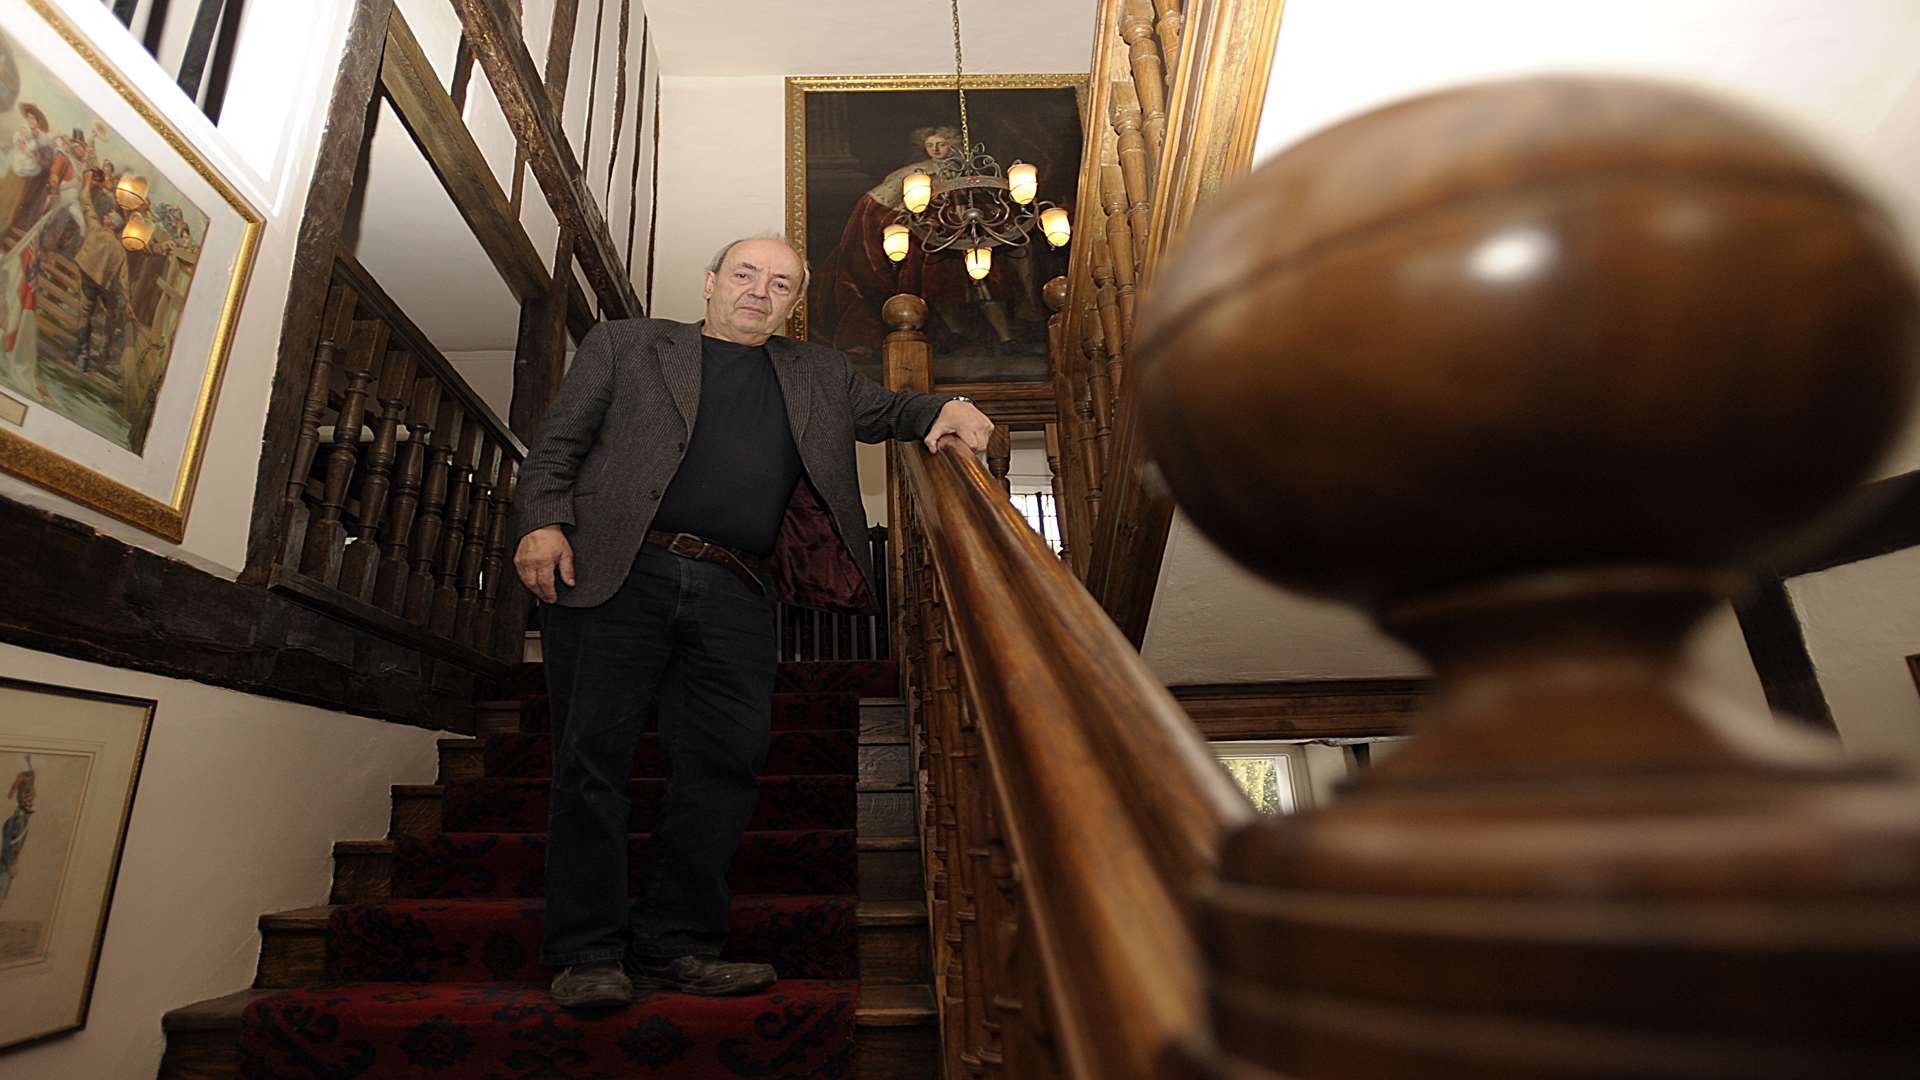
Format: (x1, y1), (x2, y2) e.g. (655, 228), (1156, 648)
(514, 525), (576, 603)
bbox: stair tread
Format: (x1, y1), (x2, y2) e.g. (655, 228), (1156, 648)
(161, 988), (275, 1031)
(259, 905), (336, 929)
(856, 900), (924, 925)
(164, 982), (931, 1028)
(857, 982), (937, 1026)
(346, 831), (907, 853)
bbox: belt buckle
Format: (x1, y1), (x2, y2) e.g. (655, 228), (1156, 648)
(668, 533), (707, 559)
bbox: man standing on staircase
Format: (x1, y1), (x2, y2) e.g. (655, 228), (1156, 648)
(513, 234), (992, 1009)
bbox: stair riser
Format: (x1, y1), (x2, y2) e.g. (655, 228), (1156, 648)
(482, 730), (857, 778)
(338, 845), (919, 904)
(860, 924), (931, 984)
(857, 1025), (941, 1080)
(259, 918), (924, 989)
(391, 832), (855, 899)
(861, 744), (911, 785)
(506, 691), (867, 735)
(427, 777), (862, 833)
(445, 739), (896, 787)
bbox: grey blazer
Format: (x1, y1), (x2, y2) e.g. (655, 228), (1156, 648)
(514, 318), (948, 611)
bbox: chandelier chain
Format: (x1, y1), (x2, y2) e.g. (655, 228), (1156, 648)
(950, 0), (971, 155)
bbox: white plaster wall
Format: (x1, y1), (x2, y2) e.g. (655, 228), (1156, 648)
(1145, 0), (1918, 705)
(0, 644), (441, 1079)
(1788, 548), (1920, 761)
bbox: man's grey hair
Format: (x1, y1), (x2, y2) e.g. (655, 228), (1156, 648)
(706, 232), (811, 294)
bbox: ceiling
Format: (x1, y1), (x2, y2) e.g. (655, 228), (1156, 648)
(644, 0), (1096, 76)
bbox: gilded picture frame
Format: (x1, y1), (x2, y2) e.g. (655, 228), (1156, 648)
(0, 676), (155, 1050)
(0, 0), (263, 541)
(786, 74), (1086, 384)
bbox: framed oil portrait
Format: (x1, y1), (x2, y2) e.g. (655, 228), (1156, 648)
(0, 677), (154, 1050)
(0, 0), (262, 541)
(787, 75), (1085, 385)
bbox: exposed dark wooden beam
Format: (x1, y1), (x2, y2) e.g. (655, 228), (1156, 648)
(452, 0), (641, 319)
(1, 493), (493, 732)
(932, 380), (1058, 425)
(1171, 680), (1427, 741)
(603, 0), (631, 207)
(242, 0), (395, 585)
(1732, 575), (1838, 732)
(379, 8), (548, 303)
(624, 15), (650, 271)
(449, 35), (476, 112)
(644, 90), (662, 310)
(175, 0), (231, 100)
(1775, 471), (1920, 577)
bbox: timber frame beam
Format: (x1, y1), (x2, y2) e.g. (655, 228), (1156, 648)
(450, 0), (642, 321)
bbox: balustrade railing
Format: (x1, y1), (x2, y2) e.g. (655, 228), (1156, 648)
(273, 253), (528, 666)
(884, 295), (1254, 1078)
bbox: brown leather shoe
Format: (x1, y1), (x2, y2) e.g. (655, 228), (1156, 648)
(550, 962), (633, 1009)
(627, 954), (777, 997)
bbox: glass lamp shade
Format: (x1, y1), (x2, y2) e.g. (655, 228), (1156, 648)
(1008, 161), (1038, 204)
(1040, 206), (1072, 247)
(965, 246), (992, 280)
(114, 174), (149, 210)
(902, 171), (933, 214)
(883, 224), (911, 262)
(120, 213), (152, 251)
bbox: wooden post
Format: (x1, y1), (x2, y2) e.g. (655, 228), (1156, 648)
(432, 422), (484, 637)
(339, 349), (415, 600)
(300, 319), (388, 585)
(987, 427), (1012, 497)
(406, 399), (463, 624)
(376, 377), (442, 614)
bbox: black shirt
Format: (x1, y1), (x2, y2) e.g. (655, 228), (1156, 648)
(650, 335), (805, 557)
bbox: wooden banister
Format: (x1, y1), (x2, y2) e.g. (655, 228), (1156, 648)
(886, 296), (1252, 1078)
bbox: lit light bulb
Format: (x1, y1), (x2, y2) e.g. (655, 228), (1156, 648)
(965, 246), (992, 280)
(1039, 206), (1071, 247)
(120, 213), (152, 251)
(114, 174), (149, 211)
(902, 172), (932, 214)
(1008, 161), (1038, 205)
(883, 224), (911, 262)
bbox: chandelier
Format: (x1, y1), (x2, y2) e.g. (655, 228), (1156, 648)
(882, 0), (1072, 280)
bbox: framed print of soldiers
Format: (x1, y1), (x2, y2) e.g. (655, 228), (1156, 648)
(513, 234), (993, 1008)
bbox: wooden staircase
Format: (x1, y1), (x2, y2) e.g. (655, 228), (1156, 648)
(159, 670), (938, 1079)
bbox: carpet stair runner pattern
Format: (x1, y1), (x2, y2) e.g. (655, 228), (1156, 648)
(159, 659), (935, 1080)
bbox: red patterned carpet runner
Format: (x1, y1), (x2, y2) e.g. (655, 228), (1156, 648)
(236, 660), (896, 1079)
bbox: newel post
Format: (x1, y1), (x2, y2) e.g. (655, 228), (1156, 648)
(1136, 77), (1920, 1078)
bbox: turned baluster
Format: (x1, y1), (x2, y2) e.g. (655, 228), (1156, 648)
(1091, 230), (1128, 377)
(1043, 424), (1069, 565)
(300, 319), (389, 585)
(405, 399), (463, 623)
(1120, 1), (1168, 169)
(1078, 394), (1104, 525)
(986, 427), (1012, 497)
(1100, 162), (1139, 331)
(454, 439), (501, 644)
(1109, 81), (1154, 266)
(1082, 306), (1114, 439)
(954, 694), (994, 1079)
(1152, 0), (1183, 79)
(376, 377), (443, 615)
(281, 285), (358, 568)
(478, 456), (517, 655)
(1135, 76), (1920, 1080)
(432, 421), (484, 637)
(980, 794), (1018, 1076)
(339, 349), (415, 601)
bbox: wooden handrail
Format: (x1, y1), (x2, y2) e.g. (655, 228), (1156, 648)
(895, 372), (1253, 1075)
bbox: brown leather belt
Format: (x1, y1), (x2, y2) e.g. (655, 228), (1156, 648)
(643, 529), (769, 595)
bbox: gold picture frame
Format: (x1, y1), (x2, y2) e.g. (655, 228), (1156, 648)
(0, 0), (264, 541)
(0, 676), (155, 1050)
(785, 74), (1086, 383)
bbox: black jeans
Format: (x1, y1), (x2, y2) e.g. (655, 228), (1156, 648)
(539, 544), (777, 967)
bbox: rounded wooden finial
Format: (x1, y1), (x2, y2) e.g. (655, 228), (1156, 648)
(1134, 76), (1920, 607)
(1042, 275), (1070, 313)
(882, 293), (928, 332)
